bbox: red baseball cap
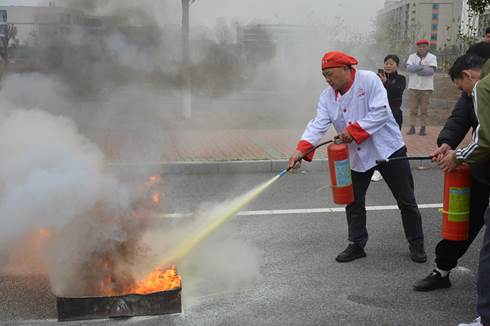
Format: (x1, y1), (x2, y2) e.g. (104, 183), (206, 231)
(416, 39), (429, 45)
(321, 51), (359, 70)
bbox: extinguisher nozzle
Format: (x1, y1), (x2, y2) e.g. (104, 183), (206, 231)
(279, 169), (288, 177)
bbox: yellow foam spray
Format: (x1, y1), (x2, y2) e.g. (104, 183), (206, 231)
(158, 174), (282, 267)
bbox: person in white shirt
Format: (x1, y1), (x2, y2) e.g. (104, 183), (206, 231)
(406, 39), (437, 136)
(288, 51), (426, 263)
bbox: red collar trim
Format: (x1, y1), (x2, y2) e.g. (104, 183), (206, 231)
(335, 68), (356, 98)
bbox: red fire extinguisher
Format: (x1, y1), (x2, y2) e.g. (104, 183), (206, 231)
(441, 164), (471, 241)
(327, 141), (354, 205)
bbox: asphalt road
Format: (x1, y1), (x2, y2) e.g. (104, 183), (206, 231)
(0, 167), (483, 326)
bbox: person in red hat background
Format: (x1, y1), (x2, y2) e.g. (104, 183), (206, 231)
(288, 51), (426, 263)
(405, 39), (438, 136)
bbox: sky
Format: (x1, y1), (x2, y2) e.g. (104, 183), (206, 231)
(0, 0), (386, 32)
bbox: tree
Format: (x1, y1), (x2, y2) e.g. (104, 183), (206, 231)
(0, 24), (17, 65)
(468, 0), (490, 14)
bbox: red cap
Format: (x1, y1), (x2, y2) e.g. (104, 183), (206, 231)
(321, 51), (359, 70)
(416, 39), (429, 45)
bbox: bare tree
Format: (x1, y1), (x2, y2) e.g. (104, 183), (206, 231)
(0, 24), (17, 66)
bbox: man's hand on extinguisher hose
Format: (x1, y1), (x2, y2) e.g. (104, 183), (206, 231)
(288, 150), (304, 170)
(436, 150), (459, 172)
(431, 143), (451, 162)
(336, 129), (353, 144)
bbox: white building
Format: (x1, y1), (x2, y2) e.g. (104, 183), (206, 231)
(0, 4), (103, 46)
(377, 0), (468, 50)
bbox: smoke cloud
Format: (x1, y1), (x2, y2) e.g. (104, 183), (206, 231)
(0, 108), (128, 241)
(0, 0), (388, 301)
(0, 0), (271, 298)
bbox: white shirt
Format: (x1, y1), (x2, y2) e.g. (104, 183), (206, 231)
(406, 52), (437, 90)
(300, 70), (405, 172)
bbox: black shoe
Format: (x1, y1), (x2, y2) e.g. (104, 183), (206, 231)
(335, 244), (366, 263)
(419, 126), (427, 136)
(413, 270), (451, 291)
(407, 126), (416, 135)
(409, 242), (427, 263)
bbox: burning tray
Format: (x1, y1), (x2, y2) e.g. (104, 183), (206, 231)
(56, 287), (182, 322)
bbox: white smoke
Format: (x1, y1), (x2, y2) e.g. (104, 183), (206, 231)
(0, 107), (130, 243)
(0, 0), (271, 299)
(0, 80), (139, 296)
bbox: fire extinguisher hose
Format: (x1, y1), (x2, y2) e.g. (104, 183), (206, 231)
(376, 156), (433, 164)
(279, 139), (334, 177)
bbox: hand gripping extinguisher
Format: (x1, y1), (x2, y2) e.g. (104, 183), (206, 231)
(440, 164), (471, 241)
(327, 140), (354, 205)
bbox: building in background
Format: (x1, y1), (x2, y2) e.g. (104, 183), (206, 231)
(0, 3), (104, 47)
(376, 0), (467, 51)
(236, 24), (344, 91)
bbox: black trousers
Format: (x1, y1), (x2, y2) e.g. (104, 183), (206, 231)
(346, 146), (424, 247)
(435, 175), (490, 271)
(478, 207), (490, 323)
(391, 107), (403, 130)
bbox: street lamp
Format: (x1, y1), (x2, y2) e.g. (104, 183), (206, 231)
(181, 0), (196, 119)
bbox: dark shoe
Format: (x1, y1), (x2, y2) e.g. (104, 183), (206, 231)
(419, 126), (427, 136)
(413, 269), (451, 291)
(335, 244), (366, 262)
(409, 242), (427, 263)
(407, 126), (416, 135)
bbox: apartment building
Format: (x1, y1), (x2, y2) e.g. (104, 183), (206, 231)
(377, 0), (466, 50)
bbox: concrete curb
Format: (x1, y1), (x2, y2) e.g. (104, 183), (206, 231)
(107, 159), (436, 175)
(108, 160), (328, 175)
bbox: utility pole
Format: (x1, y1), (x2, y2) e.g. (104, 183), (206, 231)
(181, 0), (192, 119)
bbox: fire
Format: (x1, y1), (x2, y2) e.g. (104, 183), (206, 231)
(3, 228), (53, 275)
(147, 175), (162, 207)
(129, 266), (182, 295)
(72, 173), (177, 297)
(37, 228), (52, 239)
(96, 264), (182, 297)
(151, 191), (161, 206)
(146, 175), (161, 188)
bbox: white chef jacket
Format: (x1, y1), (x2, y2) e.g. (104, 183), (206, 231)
(406, 52), (437, 90)
(299, 69), (405, 173)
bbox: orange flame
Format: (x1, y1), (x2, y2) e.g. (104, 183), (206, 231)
(37, 228), (52, 239)
(151, 192), (161, 206)
(146, 175), (161, 188)
(3, 228), (53, 275)
(129, 266), (181, 295)
(94, 174), (175, 297)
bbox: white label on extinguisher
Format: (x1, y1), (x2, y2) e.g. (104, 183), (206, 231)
(334, 159), (351, 187)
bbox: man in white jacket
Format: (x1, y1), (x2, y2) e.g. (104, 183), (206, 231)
(406, 39), (438, 136)
(288, 51), (426, 263)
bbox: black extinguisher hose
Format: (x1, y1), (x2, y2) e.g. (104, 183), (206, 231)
(376, 156), (433, 164)
(279, 139), (335, 177)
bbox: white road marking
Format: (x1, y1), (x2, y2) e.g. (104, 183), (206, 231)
(159, 203), (443, 219)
